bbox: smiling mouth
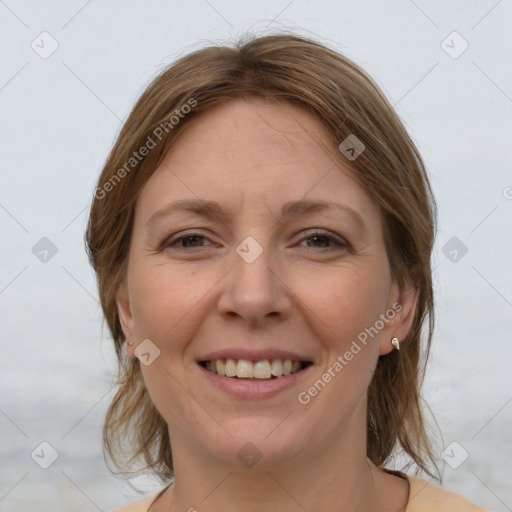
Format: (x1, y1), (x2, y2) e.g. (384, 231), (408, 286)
(199, 358), (313, 380)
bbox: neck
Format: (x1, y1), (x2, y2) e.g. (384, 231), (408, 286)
(164, 404), (387, 512)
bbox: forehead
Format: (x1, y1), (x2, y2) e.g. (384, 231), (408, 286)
(135, 98), (380, 226)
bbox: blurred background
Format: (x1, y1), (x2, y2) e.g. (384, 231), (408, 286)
(1, 1), (511, 510)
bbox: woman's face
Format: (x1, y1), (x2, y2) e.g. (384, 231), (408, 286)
(117, 98), (417, 470)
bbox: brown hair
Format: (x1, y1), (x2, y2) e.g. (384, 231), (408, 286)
(85, 31), (439, 483)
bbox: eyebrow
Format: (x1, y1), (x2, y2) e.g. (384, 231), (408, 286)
(145, 198), (367, 232)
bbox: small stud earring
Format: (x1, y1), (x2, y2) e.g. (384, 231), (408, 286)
(127, 340), (133, 346)
(391, 337), (400, 351)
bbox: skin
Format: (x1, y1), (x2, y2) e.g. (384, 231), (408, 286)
(117, 98), (419, 512)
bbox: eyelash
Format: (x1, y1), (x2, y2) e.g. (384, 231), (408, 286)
(163, 229), (348, 251)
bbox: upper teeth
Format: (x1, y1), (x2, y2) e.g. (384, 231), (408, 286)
(204, 359), (303, 379)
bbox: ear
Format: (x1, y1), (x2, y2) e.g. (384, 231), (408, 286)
(116, 282), (136, 357)
(379, 275), (420, 356)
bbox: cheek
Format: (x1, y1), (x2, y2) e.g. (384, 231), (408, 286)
(295, 268), (390, 424)
(128, 263), (206, 342)
(302, 264), (391, 350)
(128, 264), (208, 428)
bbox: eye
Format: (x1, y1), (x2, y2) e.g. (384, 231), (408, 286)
(162, 229), (349, 251)
(298, 229), (348, 250)
(163, 231), (214, 249)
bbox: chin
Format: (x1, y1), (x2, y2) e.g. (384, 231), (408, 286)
(197, 415), (314, 472)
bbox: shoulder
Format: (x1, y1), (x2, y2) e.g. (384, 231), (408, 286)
(406, 475), (490, 512)
(110, 477), (491, 512)
(111, 493), (161, 512)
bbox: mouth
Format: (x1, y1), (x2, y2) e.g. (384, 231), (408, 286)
(198, 358), (313, 380)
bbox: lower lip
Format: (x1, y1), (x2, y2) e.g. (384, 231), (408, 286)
(198, 363), (312, 399)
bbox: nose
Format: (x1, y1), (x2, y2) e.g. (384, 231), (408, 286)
(217, 239), (292, 328)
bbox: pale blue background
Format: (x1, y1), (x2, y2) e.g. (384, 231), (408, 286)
(1, 1), (511, 511)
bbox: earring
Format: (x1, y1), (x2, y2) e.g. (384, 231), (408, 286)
(127, 340), (133, 346)
(391, 337), (400, 351)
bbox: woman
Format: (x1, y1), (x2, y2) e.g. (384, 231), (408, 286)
(86, 33), (488, 511)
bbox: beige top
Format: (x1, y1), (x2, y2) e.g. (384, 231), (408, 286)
(113, 475), (490, 511)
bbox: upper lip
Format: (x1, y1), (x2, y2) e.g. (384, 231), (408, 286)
(197, 348), (313, 363)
